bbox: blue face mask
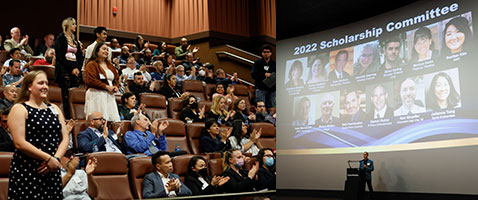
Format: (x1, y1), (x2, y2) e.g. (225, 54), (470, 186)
(265, 157), (274, 167)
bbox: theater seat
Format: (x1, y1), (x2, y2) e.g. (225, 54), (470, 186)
(186, 122), (205, 154)
(182, 80), (205, 101)
(208, 158), (223, 177)
(72, 119), (89, 152)
(31, 65), (56, 86)
(233, 84), (250, 104)
(129, 156), (155, 200)
(161, 119), (190, 153)
(48, 85), (63, 115)
(87, 152), (133, 200)
(140, 93), (168, 120)
(168, 97), (184, 120)
(0, 152), (13, 198)
(204, 83), (216, 100)
(198, 100), (212, 115)
(172, 154), (209, 183)
(251, 122), (276, 149)
(69, 87), (87, 120)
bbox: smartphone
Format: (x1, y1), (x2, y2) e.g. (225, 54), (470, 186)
(74, 153), (87, 159)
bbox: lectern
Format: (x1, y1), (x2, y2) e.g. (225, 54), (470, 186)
(344, 161), (361, 200)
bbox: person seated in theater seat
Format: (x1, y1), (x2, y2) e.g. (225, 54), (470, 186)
(229, 119), (263, 156)
(195, 64), (215, 84)
(60, 150), (99, 200)
(231, 98), (256, 125)
(175, 65), (196, 88)
(180, 95), (206, 123)
(207, 96), (234, 126)
(117, 92), (147, 120)
(254, 101), (276, 125)
(155, 74), (190, 100)
(199, 118), (232, 153)
(127, 72), (154, 101)
(77, 111), (127, 154)
(150, 61), (165, 81)
(181, 52), (201, 73)
(255, 148), (276, 190)
(35, 33), (55, 56)
(2, 59), (24, 87)
(124, 113), (169, 156)
(121, 56), (140, 82)
(175, 37), (199, 60)
(0, 84), (17, 111)
(214, 68), (232, 86)
(133, 35), (149, 53)
(3, 27), (34, 56)
(0, 108), (15, 152)
(184, 155), (229, 195)
(116, 45), (132, 65)
(212, 83), (238, 106)
(3, 48), (31, 72)
(139, 48), (154, 65)
(109, 38), (121, 53)
(143, 151), (192, 198)
(33, 48), (56, 66)
(221, 149), (258, 193)
(153, 41), (168, 59)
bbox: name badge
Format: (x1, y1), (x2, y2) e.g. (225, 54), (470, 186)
(99, 73), (106, 79)
(49, 105), (59, 116)
(264, 65), (270, 71)
(367, 162), (370, 166)
(152, 141), (156, 146)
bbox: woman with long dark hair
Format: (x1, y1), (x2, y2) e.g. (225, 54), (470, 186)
(229, 120), (263, 156)
(184, 155), (229, 195)
(426, 72), (461, 111)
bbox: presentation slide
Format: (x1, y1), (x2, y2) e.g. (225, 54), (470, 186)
(278, 1), (477, 150)
(277, 0), (478, 195)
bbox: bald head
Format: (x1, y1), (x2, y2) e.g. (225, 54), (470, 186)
(3, 84), (17, 102)
(87, 111), (105, 129)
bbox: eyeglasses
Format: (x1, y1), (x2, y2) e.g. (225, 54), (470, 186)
(93, 118), (106, 121)
(257, 105), (266, 108)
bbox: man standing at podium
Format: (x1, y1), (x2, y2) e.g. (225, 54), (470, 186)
(359, 152), (374, 199)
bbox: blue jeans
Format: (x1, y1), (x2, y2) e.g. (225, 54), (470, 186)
(255, 89), (276, 109)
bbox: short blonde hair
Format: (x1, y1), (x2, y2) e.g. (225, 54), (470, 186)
(62, 17), (76, 33)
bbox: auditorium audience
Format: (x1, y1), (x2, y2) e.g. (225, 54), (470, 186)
(0, 84), (18, 111)
(117, 92), (147, 120)
(127, 72), (153, 100)
(138, 64), (152, 83)
(35, 33), (55, 56)
(143, 151), (192, 198)
(255, 148), (276, 190)
(207, 96), (233, 125)
(150, 61), (165, 81)
(60, 151), (99, 199)
(117, 45), (132, 64)
(175, 37), (199, 60)
(184, 155), (229, 195)
(109, 38), (121, 53)
(77, 111), (126, 153)
(33, 48), (55, 66)
(153, 41), (168, 60)
(196, 65), (215, 84)
(200, 118), (232, 153)
(214, 68), (232, 86)
(180, 95), (206, 123)
(121, 56), (140, 81)
(3, 48), (30, 71)
(0, 108), (14, 152)
(124, 114), (169, 156)
(229, 120), (263, 156)
(221, 149), (258, 193)
(231, 98), (255, 125)
(139, 48), (154, 65)
(181, 52), (200, 72)
(4, 27), (34, 56)
(2, 60), (24, 87)
(85, 26), (110, 65)
(166, 54), (176, 69)
(255, 101), (276, 125)
(0, 35), (4, 50)
(55, 17), (84, 119)
(156, 74), (190, 100)
(212, 83), (238, 105)
(84, 42), (121, 122)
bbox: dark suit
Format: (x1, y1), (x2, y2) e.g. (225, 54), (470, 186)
(221, 168), (255, 193)
(328, 70), (351, 81)
(142, 172), (192, 198)
(315, 116), (340, 126)
(367, 106), (393, 120)
(184, 175), (222, 195)
(77, 127), (126, 154)
(343, 109), (366, 122)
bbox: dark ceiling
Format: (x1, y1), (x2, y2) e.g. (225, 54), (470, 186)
(277, 0), (421, 41)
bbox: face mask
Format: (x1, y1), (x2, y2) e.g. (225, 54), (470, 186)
(234, 158), (244, 168)
(265, 157), (274, 167)
(198, 70), (206, 76)
(199, 168), (208, 177)
(190, 102), (198, 109)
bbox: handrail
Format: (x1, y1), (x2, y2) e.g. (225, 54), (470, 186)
(225, 44), (261, 60)
(226, 73), (255, 87)
(216, 51), (255, 65)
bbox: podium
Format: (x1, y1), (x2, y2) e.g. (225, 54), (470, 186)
(344, 161), (362, 200)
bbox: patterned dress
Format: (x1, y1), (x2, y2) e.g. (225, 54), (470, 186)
(8, 103), (63, 199)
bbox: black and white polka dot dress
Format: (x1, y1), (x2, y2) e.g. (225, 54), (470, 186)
(8, 103), (63, 199)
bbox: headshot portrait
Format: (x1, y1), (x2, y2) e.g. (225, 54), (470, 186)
(292, 96), (312, 126)
(341, 90), (366, 122)
(285, 58), (306, 88)
(407, 24), (439, 63)
(367, 83), (394, 120)
(380, 34), (405, 70)
(425, 69), (461, 111)
(353, 41), (380, 76)
(440, 13), (473, 56)
(328, 48), (353, 81)
(307, 53), (329, 84)
(315, 92), (340, 126)
(394, 77), (426, 116)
